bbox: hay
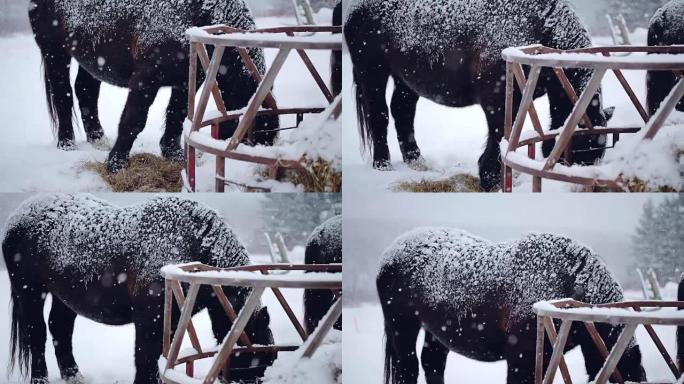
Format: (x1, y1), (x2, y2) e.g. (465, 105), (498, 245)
(83, 153), (184, 192)
(284, 159), (342, 192)
(391, 174), (483, 193)
(589, 176), (680, 193)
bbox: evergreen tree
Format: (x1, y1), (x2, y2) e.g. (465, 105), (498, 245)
(259, 194), (341, 248)
(607, 0), (668, 30)
(632, 195), (684, 283)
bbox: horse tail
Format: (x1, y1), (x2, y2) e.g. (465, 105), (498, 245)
(2, 230), (30, 378)
(345, 6), (384, 156)
(353, 68), (371, 153)
(677, 274), (684, 372)
(383, 319), (394, 384)
(41, 58), (60, 137)
(8, 289), (31, 378)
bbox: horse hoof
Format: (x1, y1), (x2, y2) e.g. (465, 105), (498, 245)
(479, 173), (500, 192)
(373, 159), (393, 171)
(161, 146), (185, 163)
(88, 135), (111, 151)
(406, 156), (428, 171)
(65, 372), (86, 384)
(57, 139), (76, 151)
(106, 155), (129, 173)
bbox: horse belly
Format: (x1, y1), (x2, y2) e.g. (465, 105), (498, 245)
(48, 274), (134, 326)
(421, 306), (506, 362)
(70, 37), (135, 88)
(393, 62), (477, 107)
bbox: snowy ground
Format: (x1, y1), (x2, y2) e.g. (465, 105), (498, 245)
(342, 29), (683, 192)
(0, 11), (336, 192)
(343, 283), (681, 384)
(0, 248), (341, 383)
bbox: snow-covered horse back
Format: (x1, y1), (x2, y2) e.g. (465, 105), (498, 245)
(2, 195), (274, 384)
(303, 215), (342, 334)
(30, 0), (278, 172)
(345, 0), (614, 191)
(377, 229), (646, 384)
(647, 0), (684, 115)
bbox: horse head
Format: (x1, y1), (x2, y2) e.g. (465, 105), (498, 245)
(207, 294), (276, 381)
(544, 71), (616, 166)
(615, 340), (647, 383)
(570, 90), (615, 165)
(232, 305), (276, 379)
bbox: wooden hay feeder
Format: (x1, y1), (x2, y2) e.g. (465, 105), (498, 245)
(533, 298), (684, 384)
(160, 262), (342, 384)
(501, 45), (684, 192)
(183, 25), (343, 192)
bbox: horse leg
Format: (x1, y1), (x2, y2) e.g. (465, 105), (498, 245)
(132, 294), (164, 384)
(477, 67), (521, 191)
(159, 87), (187, 162)
(421, 331), (448, 384)
(304, 288), (339, 335)
(391, 78), (424, 169)
(504, 323), (539, 384)
(354, 67), (392, 170)
(647, 70), (682, 115)
(49, 297), (84, 383)
(74, 67), (107, 146)
(107, 79), (160, 172)
(579, 323), (646, 383)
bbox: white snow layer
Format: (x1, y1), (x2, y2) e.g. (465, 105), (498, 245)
(262, 330), (341, 384)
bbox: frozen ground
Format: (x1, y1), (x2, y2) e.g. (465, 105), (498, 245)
(0, 11), (336, 192)
(342, 29), (683, 192)
(0, 248), (341, 383)
(343, 283), (681, 384)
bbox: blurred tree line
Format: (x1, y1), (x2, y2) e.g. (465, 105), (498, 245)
(0, 0), (30, 34)
(257, 193), (341, 250)
(632, 195), (684, 284)
(569, 0), (668, 34)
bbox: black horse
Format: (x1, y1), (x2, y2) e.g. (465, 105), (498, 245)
(331, 1), (342, 96)
(2, 195), (274, 384)
(345, 0), (615, 191)
(377, 229), (646, 384)
(303, 215), (342, 335)
(30, 0), (279, 172)
(647, 0), (684, 116)
(678, 273), (684, 373)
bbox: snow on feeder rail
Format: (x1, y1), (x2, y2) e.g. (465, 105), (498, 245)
(532, 298), (684, 384)
(159, 262), (342, 384)
(501, 44), (684, 192)
(183, 25), (343, 192)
